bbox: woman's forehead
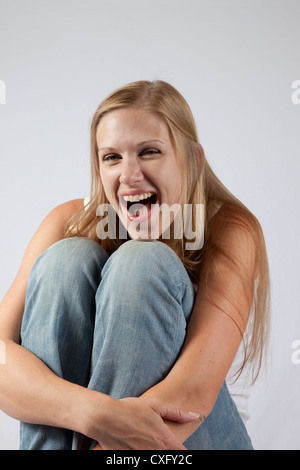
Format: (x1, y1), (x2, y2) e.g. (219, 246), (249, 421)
(96, 107), (172, 146)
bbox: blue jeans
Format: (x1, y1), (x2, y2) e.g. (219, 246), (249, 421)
(20, 237), (253, 450)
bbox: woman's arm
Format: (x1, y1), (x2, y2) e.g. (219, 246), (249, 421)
(0, 200), (198, 450)
(141, 210), (257, 443)
(0, 200), (90, 426)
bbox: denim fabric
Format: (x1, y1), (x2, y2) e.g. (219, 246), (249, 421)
(20, 237), (253, 450)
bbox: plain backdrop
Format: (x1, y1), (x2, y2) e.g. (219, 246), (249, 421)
(0, 0), (299, 450)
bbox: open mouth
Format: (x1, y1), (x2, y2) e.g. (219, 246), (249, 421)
(120, 192), (157, 221)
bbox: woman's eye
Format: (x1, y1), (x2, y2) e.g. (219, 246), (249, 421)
(140, 149), (161, 157)
(103, 154), (120, 162)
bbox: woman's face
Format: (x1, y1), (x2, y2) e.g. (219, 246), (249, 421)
(97, 107), (182, 240)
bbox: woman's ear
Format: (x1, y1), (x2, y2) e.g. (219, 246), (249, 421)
(195, 143), (205, 175)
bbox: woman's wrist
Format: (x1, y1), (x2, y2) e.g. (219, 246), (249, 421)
(67, 385), (115, 441)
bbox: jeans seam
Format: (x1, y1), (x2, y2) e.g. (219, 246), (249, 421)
(168, 279), (192, 367)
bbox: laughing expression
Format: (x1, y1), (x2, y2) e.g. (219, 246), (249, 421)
(97, 107), (182, 240)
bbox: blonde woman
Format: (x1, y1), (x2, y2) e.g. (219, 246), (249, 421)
(0, 81), (270, 450)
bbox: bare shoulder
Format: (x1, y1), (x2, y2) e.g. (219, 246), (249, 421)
(25, 198), (84, 247)
(208, 202), (259, 271)
(21, 198), (85, 268)
(210, 202), (258, 239)
(15, 198), (84, 278)
(47, 198), (84, 222)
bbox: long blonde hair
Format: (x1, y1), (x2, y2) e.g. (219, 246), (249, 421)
(65, 80), (270, 382)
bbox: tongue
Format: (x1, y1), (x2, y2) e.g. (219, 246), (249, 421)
(128, 202), (148, 218)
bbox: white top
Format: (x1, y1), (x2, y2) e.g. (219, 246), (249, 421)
(225, 339), (251, 423)
(83, 196), (250, 423)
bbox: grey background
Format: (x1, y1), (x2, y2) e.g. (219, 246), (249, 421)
(0, 0), (299, 450)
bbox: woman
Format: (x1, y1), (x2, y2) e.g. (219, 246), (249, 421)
(0, 80), (270, 450)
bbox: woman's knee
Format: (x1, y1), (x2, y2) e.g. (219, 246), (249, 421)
(101, 240), (194, 316)
(117, 239), (173, 258)
(108, 240), (180, 276)
(22, 237), (109, 342)
(108, 240), (189, 284)
(27, 237), (108, 290)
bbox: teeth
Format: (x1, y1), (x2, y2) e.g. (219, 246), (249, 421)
(123, 192), (155, 203)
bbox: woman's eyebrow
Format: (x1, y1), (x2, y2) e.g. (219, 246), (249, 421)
(98, 140), (165, 154)
(136, 139), (167, 151)
(138, 140), (165, 146)
(98, 147), (116, 154)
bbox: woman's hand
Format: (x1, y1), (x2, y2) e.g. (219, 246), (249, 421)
(89, 396), (200, 450)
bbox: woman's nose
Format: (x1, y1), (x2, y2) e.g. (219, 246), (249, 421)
(119, 159), (144, 185)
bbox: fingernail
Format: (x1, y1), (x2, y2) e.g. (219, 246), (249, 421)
(188, 411), (200, 419)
